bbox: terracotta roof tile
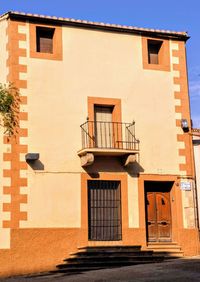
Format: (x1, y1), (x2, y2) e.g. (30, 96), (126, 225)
(192, 128), (200, 133)
(0, 11), (188, 39)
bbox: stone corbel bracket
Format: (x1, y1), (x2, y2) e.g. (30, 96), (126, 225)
(80, 153), (94, 167)
(123, 154), (137, 166)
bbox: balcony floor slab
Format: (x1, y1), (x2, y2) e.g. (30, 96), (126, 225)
(77, 148), (139, 157)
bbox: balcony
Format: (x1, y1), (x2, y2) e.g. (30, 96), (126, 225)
(78, 121), (139, 166)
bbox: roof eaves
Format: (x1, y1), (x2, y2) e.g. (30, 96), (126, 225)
(4, 11), (189, 40)
(0, 11), (11, 21)
(192, 128), (200, 132)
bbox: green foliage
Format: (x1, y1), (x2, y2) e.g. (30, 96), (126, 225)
(0, 83), (20, 136)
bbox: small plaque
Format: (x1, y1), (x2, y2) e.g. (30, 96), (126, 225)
(180, 181), (192, 191)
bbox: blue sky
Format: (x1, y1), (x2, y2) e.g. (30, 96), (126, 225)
(0, 0), (199, 127)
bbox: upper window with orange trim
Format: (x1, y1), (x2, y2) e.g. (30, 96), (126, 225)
(87, 97), (122, 149)
(29, 23), (63, 60)
(142, 37), (170, 71)
(88, 97), (122, 123)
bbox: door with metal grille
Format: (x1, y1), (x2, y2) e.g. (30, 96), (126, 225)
(88, 180), (122, 241)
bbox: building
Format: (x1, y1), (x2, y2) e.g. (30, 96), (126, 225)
(0, 11), (199, 276)
(192, 128), (200, 228)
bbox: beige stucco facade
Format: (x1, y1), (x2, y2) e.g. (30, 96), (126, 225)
(25, 27), (179, 228)
(0, 12), (198, 277)
(25, 26), (185, 227)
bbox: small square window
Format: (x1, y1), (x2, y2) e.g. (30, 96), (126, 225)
(36, 27), (55, 54)
(30, 23), (62, 60)
(142, 37), (170, 71)
(148, 40), (163, 64)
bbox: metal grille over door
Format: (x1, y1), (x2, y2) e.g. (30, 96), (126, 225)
(88, 180), (122, 241)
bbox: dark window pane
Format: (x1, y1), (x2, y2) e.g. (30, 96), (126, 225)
(148, 40), (162, 64)
(36, 27), (55, 53)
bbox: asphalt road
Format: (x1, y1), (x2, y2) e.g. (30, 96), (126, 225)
(1, 257), (200, 282)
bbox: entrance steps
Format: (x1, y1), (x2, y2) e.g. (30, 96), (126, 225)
(55, 245), (168, 274)
(145, 242), (184, 258)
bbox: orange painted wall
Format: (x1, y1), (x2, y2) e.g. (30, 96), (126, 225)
(0, 228), (80, 277)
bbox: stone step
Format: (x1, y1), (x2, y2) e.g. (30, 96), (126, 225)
(64, 255), (164, 264)
(147, 242), (181, 249)
(152, 251), (184, 257)
(69, 250), (154, 258)
(77, 245), (142, 252)
(146, 243), (183, 257)
(148, 247), (182, 252)
(57, 258), (164, 270)
(147, 245), (181, 249)
(55, 245), (171, 274)
(147, 242), (178, 245)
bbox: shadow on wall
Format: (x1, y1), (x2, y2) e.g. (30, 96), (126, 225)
(83, 156), (144, 177)
(125, 161), (144, 177)
(25, 156), (144, 174)
(26, 160), (45, 170)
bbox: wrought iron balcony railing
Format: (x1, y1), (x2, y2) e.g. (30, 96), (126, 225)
(80, 121), (139, 151)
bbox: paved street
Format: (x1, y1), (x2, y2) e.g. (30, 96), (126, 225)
(1, 257), (200, 282)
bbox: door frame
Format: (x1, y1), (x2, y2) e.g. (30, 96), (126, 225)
(144, 182), (173, 242)
(138, 174), (183, 245)
(81, 172), (128, 244)
(88, 97), (122, 149)
(88, 97), (122, 124)
(88, 179), (122, 241)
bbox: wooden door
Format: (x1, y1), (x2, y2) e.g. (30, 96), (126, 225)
(94, 106), (113, 148)
(145, 182), (172, 242)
